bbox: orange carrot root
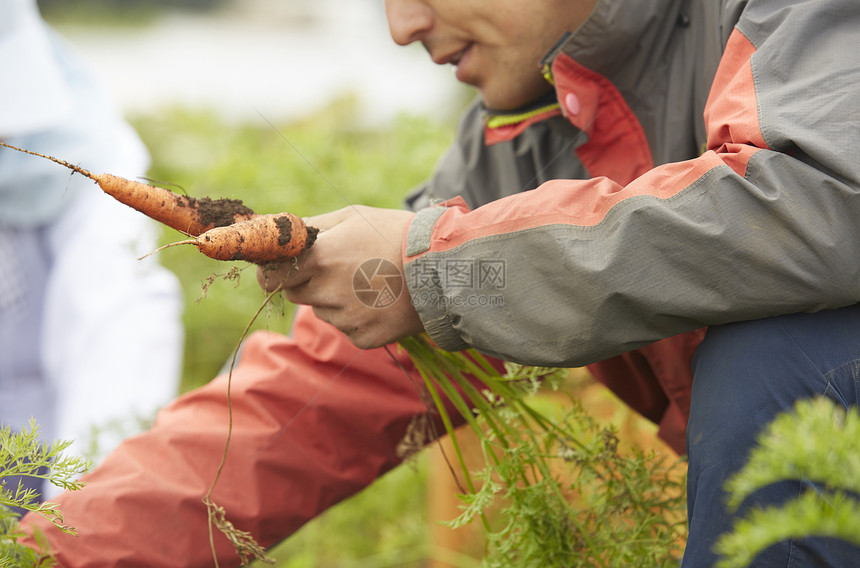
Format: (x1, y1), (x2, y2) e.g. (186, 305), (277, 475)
(1, 141), (318, 263)
(91, 173), (256, 236)
(0, 141), (255, 236)
(181, 213), (317, 263)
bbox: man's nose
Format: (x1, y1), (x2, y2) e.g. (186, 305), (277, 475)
(384, 0), (434, 46)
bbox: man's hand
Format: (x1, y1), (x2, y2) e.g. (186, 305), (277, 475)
(256, 205), (425, 349)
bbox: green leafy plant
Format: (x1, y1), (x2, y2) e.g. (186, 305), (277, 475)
(0, 420), (90, 567)
(715, 397), (860, 567)
(400, 336), (688, 567)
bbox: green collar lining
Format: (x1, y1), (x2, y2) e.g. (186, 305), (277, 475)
(485, 102), (561, 129)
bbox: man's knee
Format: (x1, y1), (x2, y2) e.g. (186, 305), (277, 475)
(683, 306), (860, 567)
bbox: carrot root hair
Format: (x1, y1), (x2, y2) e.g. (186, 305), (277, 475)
(0, 141), (94, 178)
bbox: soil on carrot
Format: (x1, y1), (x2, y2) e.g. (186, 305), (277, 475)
(274, 215), (293, 247)
(273, 216), (319, 250)
(304, 225), (319, 249)
(178, 196), (256, 230)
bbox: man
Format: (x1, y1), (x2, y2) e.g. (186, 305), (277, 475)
(22, 0), (860, 566)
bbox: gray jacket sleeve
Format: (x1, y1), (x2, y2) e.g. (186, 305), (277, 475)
(404, 0), (860, 367)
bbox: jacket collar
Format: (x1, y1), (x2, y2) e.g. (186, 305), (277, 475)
(484, 0), (689, 145)
(551, 0), (684, 80)
(482, 91), (562, 145)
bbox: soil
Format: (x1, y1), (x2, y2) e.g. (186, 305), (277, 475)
(274, 214), (293, 247)
(181, 195), (256, 230)
(304, 225), (319, 250)
(273, 214), (318, 252)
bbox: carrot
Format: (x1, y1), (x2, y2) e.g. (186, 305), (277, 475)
(0, 141), (255, 236)
(1, 141), (317, 263)
(161, 212), (318, 263)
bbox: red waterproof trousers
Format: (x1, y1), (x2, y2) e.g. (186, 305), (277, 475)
(22, 308), (443, 567)
(21, 307), (697, 567)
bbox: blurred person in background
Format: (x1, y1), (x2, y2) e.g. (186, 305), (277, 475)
(0, 0), (183, 503)
(19, 0), (860, 566)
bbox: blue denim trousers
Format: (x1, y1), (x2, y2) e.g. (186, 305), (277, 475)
(683, 303), (860, 567)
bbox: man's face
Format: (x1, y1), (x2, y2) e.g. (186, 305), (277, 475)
(384, 0), (597, 110)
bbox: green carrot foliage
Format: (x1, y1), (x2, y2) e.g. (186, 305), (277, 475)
(716, 397), (860, 568)
(0, 420), (90, 567)
(400, 336), (688, 567)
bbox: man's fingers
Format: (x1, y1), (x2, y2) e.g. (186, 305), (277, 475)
(302, 206), (359, 233)
(257, 259), (303, 292)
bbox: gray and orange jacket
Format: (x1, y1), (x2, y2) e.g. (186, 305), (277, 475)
(22, 0), (860, 566)
(404, 0), (860, 450)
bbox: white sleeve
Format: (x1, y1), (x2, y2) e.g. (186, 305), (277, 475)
(1, 2), (185, 501)
(41, 123), (184, 467)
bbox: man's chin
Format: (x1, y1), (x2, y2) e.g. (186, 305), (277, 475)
(481, 98), (530, 113)
(480, 88), (556, 114)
